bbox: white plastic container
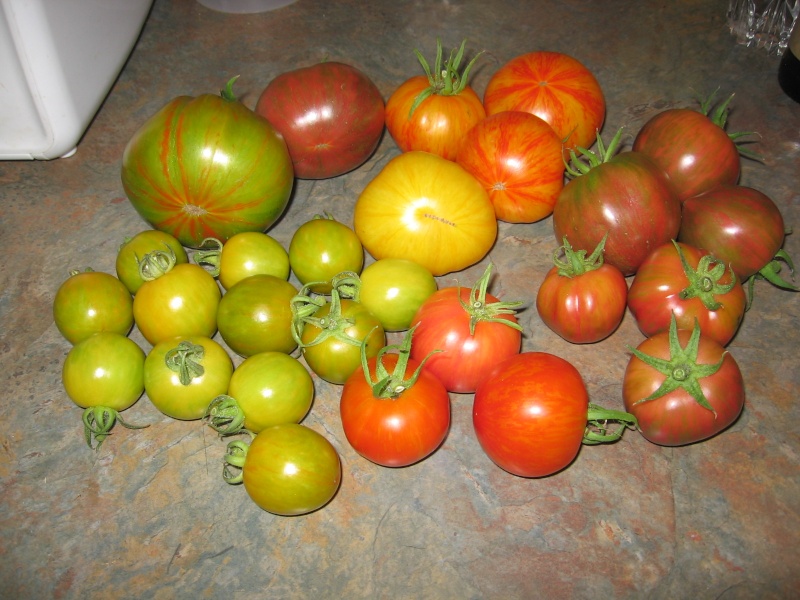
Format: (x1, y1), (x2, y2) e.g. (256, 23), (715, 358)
(0, 0), (154, 160)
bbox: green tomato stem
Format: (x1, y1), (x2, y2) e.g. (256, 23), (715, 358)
(138, 246), (177, 282)
(222, 439), (250, 484)
(192, 238), (224, 278)
(205, 395), (247, 436)
(553, 234), (609, 278)
(674, 241), (737, 311)
(458, 263), (523, 336)
(82, 406), (148, 451)
(583, 403), (639, 445)
(165, 340), (206, 386)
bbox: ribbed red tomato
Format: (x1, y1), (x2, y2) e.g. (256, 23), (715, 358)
(483, 51), (605, 152)
(456, 111), (565, 223)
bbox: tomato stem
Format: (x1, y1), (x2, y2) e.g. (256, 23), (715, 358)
(220, 76), (241, 102)
(222, 439), (250, 484)
(564, 128), (625, 178)
(138, 246), (177, 281)
(583, 403), (639, 444)
(552, 234), (609, 278)
(205, 395), (247, 436)
(82, 406), (149, 450)
(674, 240), (738, 311)
(165, 340), (206, 385)
(696, 88), (763, 161)
(290, 283), (360, 349)
(457, 263), (523, 336)
(192, 237), (224, 277)
(746, 248), (799, 309)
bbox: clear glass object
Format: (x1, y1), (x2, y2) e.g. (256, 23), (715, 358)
(727, 0), (800, 55)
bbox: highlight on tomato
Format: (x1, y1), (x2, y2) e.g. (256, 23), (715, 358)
(61, 332), (148, 449)
(623, 314), (745, 446)
(483, 50), (606, 152)
(536, 235), (627, 344)
(456, 110), (565, 223)
(192, 233), (290, 291)
(385, 39), (485, 160)
(552, 128), (682, 276)
(353, 150), (497, 277)
(627, 241), (746, 347)
(121, 77), (294, 248)
(473, 352), (638, 478)
(255, 61), (385, 179)
(409, 263), (523, 394)
(206, 351), (314, 435)
(340, 326), (450, 468)
(53, 268), (134, 345)
(223, 424), (342, 516)
(116, 230), (189, 295)
(143, 337), (233, 421)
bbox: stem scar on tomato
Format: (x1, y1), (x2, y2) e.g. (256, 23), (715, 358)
(673, 240), (738, 310)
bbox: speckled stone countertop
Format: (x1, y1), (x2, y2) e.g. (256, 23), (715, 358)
(1, 0), (798, 598)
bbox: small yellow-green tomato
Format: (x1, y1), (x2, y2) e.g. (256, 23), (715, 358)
(359, 258), (438, 331)
(218, 232), (290, 290)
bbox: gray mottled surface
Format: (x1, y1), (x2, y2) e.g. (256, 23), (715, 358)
(1, 0), (798, 598)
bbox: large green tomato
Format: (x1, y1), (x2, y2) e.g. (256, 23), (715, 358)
(121, 78), (294, 248)
(358, 258), (438, 331)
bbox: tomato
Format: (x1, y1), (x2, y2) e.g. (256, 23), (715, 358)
(193, 232), (290, 291)
(292, 285), (386, 385)
(255, 61), (385, 179)
(455, 110), (564, 223)
(553, 129), (682, 276)
(483, 51), (605, 152)
(288, 214), (364, 294)
(340, 328), (450, 467)
(623, 316), (745, 446)
(385, 39), (485, 160)
(53, 269), (134, 345)
(223, 424), (341, 516)
(536, 236), (628, 344)
(628, 241), (746, 346)
(133, 248), (221, 346)
(143, 336), (233, 421)
(353, 151), (497, 276)
(679, 184), (788, 281)
(206, 351), (314, 435)
(116, 230), (188, 294)
(358, 258), (438, 332)
(632, 92), (743, 202)
(216, 274), (298, 357)
(121, 77), (294, 248)
(410, 263), (522, 393)
(61, 332), (146, 448)
(472, 352), (590, 478)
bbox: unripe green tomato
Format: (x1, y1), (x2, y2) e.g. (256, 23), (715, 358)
(359, 258), (438, 331)
(116, 230), (188, 295)
(218, 231), (290, 290)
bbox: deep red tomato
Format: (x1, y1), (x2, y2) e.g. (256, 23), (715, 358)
(353, 150), (497, 276)
(116, 230), (188, 294)
(133, 249), (221, 345)
(483, 51), (605, 152)
(536, 236), (628, 344)
(121, 77), (294, 248)
(53, 269), (134, 345)
(143, 336), (233, 421)
(385, 39), (485, 160)
(472, 352), (590, 478)
(552, 130), (682, 276)
(255, 62), (385, 179)
(410, 264), (522, 393)
(340, 330), (450, 467)
(679, 184), (787, 280)
(224, 424), (341, 516)
(628, 241), (746, 346)
(456, 111), (565, 223)
(632, 93), (742, 202)
(623, 317), (744, 446)
(216, 274), (298, 357)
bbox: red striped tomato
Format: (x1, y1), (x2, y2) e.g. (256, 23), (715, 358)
(121, 78), (294, 248)
(483, 51), (605, 152)
(456, 111), (565, 223)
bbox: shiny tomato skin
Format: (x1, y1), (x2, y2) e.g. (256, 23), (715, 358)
(217, 231), (290, 291)
(456, 111), (565, 223)
(133, 263), (221, 346)
(553, 151), (682, 276)
(216, 274), (298, 357)
(121, 86), (294, 248)
(473, 352), (589, 478)
(255, 62), (385, 179)
(143, 335), (233, 421)
(623, 330), (745, 446)
(410, 287), (521, 394)
(385, 74), (486, 160)
(359, 258), (438, 332)
(536, 263), (628, 344)
(628, 242), (746, 346)
(62, 332), (145, 411)
(340, 353), (451, 467)
(353, 151), (497, 276)
(116, 230), (189, 295)
(227, 352), (314, 433)
(483, 51), (605, 151)
(632, 108), (740, 202)
(679, 184), (786, 280)
(243, 424), (341, 516)
(53, 270), (134, 345)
